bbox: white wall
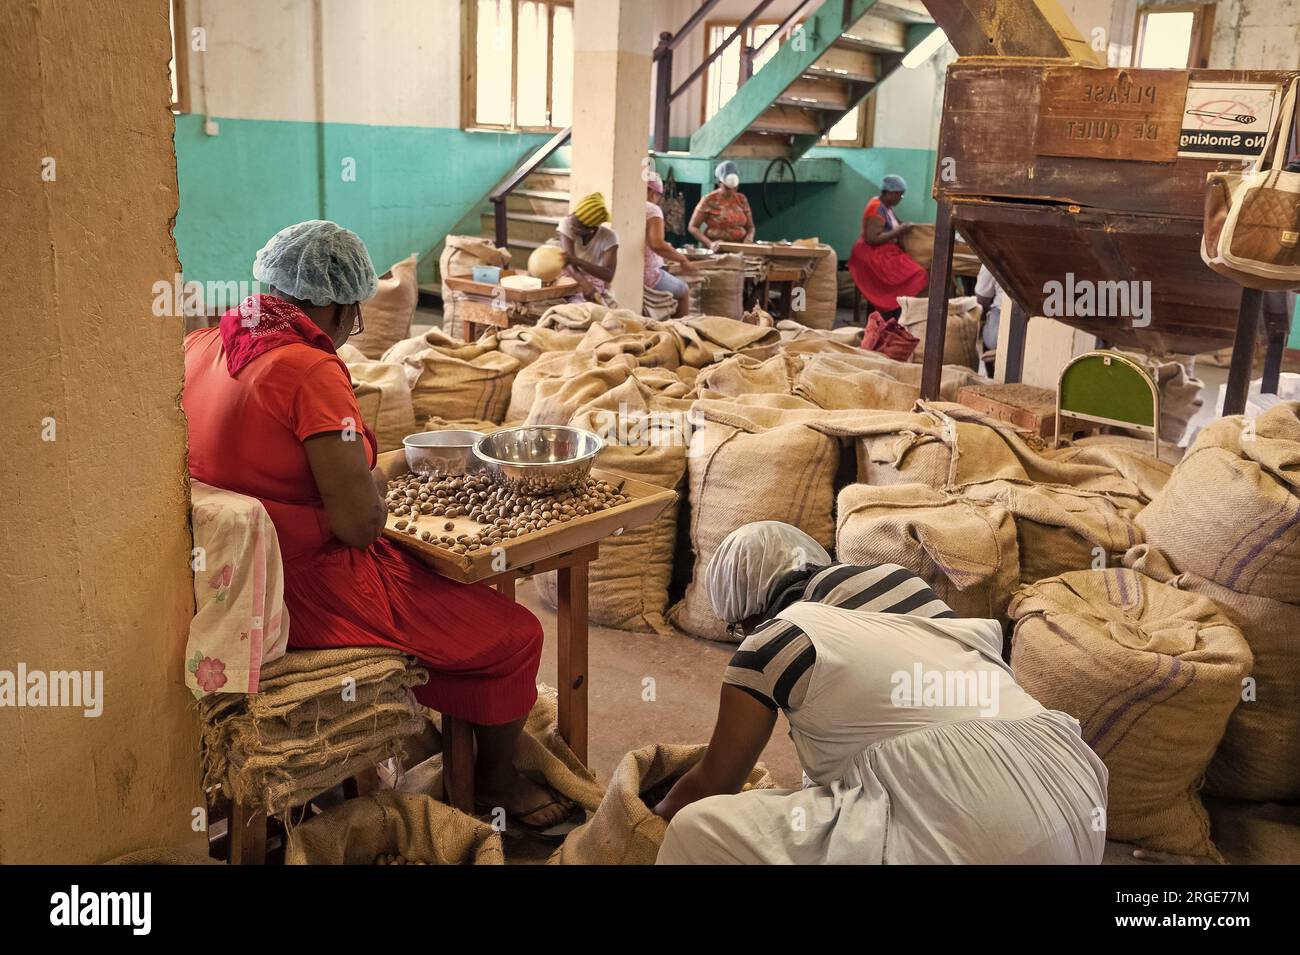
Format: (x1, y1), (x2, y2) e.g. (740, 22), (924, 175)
(185, 0), (461, 126)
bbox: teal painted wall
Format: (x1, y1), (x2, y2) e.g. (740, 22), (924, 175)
(753, 146), (938, 260)
(174, 115), (553, 296)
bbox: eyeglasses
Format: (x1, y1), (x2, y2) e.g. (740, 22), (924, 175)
(347, 305), (364, 337)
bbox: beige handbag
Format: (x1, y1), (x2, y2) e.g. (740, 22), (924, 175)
(1202, 77), (1300, 291)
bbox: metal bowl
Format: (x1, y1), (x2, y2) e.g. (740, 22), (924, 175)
(403, 430), (486, 477)
(473, 426), (604, 495)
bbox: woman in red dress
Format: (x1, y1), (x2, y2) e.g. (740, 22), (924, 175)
(183, 220), (574, 832)
(847, 174), (928, 315)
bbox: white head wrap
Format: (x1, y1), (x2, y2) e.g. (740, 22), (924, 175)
(706, 521), (832, 625)
(252, 220), (378, 306)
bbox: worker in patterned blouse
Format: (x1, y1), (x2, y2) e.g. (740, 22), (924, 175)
(688, 160), (755, 250)
(653, 521), (1109, 865)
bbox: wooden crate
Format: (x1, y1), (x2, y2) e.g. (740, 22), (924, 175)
(375, 450), (676, 584)
(957, 383), (1057, 438)
(443, 269), (578, 303)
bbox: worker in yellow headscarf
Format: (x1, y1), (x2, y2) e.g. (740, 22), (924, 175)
(548, 192), (620, 305)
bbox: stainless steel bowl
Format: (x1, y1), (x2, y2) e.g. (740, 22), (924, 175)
(403, 430), (486, 477)
(473, 426), (604, 495)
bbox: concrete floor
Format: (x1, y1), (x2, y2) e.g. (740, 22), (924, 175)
(522, 582), (803, 789)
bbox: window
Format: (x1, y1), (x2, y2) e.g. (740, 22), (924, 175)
(1133, 3), (1216, 69)
(702, 18), (871, 148)
(466, 0), (573, 130)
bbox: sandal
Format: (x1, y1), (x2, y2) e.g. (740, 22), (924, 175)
(475, 787), (585, 843)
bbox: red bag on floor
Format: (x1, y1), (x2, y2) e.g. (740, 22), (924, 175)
(861, 311), (919, 362)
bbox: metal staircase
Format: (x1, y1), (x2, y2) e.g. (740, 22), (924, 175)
(676, 0), (936, 163)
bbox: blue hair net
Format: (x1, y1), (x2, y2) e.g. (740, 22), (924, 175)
(881, 174), (908, 193)
(715, 160), (741, 184)
(252, 220), (378, 306)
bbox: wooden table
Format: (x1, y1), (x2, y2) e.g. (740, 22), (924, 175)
(443, 272), (579, 342)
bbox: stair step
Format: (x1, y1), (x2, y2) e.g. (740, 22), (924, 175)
(751, 104), (825, 136)
(816, 43), (881, 79)
(521, 169), (571, 193)
(836, 14), (908, 53)
(778, 75), (852, 111)
(804, 64), (878, 86)
(479, 212), (560, 244)
(722, 131), (793, 159)
(506, 190), (570, 217)
(862, 0), (932, 24)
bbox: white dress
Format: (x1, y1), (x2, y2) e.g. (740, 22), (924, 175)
(657, 603), (1109, 865)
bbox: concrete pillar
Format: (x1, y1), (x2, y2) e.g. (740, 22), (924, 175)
(571, 0), (655, 312)
(1, 0), (203, 862)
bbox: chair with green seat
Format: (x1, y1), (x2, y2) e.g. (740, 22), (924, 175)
(1055, 350), (1162, 458)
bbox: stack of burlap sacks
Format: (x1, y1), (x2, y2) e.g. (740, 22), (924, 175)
(200, 647), (429, 815)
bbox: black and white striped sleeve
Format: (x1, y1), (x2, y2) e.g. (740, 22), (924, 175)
(723, 618), (816, 713)
(804, 563), (955, 618)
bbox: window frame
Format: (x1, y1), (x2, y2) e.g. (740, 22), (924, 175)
(1132, 2), (1216, 70)
(462, 0), (573, 133)
(698, 16), (873, 149)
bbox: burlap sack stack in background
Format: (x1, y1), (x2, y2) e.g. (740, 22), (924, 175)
(1127, 404), (1300, 806)
(534, 374), (694, 632)
(352, 254), (419, 359)
(836, 483), (1020, 621)
(549, 743), (774, 865)
(389, 334), (520, 425)
(200, 647), (429, 815)
(793, 243), (838, 331)
(284, 792), (504, 865)
(1009, 568), (1252, 860)
(336, 342), (417, 453)
(897, 295), (982, 371)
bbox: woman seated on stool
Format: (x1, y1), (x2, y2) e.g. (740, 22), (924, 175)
(848, 174), (928, 318)
(183, 221), (578, 837)
(645, 172), (697, 318)
(654, 521), (1109, 865)
(549, 192), (619, 306)
(688, 160), (755, 250)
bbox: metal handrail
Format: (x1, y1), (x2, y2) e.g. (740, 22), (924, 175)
(487, 125), (572, 249)
(670, 0), (779, 103)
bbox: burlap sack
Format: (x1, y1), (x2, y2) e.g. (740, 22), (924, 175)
(537, 301), (612, 332)
(650, 314), (781, 368)
(495, 324), (584, 367)
(352, 254), (419, 359)
(696, 254), (745, 319)
(669, 400), (840, 641)
(963, 480), (1145, 585)
(523, 354), (644, 426)
(836, 483), (1019, 621)
(795, 356), (925, 411)
(403, 338), (520, 425)
(1042, 440), (1173, 502)
(1009, 569), (1253, 859)
(506, 351), (633, 423)
(775, 320), (862, 347)
(792, 244), (837, 330)
(1205, 798), (1300, 864)
(438, 235), (510, 282)
(897, 295), (982, 370)
(901, 223), (936, 270)
(420, 416), (502, 435)
(284, 792), (504, 865)
(549, 743), (774, 865)
(381, 327), (462, 367)
(694, 352), (800, 398)
(1137, 403), (1300, 603)
(534, 376), (692, 632)
(345, 357), (417, 453)
(1123, 544), (1300, 802)
(781, 344), (982, 401)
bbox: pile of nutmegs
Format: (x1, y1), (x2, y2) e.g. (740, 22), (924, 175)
(374, 853), (426, 865)
(385, 471), (630, 554)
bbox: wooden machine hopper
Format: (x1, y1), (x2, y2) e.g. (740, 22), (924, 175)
(914, 2), (1298, 414)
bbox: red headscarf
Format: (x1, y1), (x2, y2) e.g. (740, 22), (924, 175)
(218, 294), (337, 377)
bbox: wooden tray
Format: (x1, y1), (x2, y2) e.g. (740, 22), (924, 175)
(443, 270), (578, 303)
(715, 241), (822, 261)
(376, 450), (677, 584)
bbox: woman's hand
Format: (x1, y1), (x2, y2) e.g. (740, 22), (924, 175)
(653, 684), (777, 822)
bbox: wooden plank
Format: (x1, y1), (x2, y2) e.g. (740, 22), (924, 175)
(838, 15), (907, 53)
(1035, 68), (1187, 162)
(923, 0), (1101, 60)
(1225, 289), (1263, 415)
(751, 104), (824, 135)
(920, 201), (956, 400)
(778, 76), (851, 111)
(811, 45), (879, 81)
(376, 452), (676, 585)
(443, 270), (578, 303)
(441, 716), (475, 814)
(556, 561), (589, 763)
